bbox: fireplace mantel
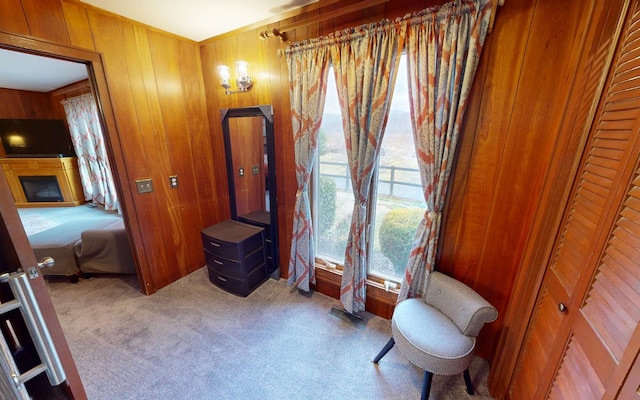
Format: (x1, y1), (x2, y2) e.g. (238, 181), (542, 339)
(0, 157), (85, 208)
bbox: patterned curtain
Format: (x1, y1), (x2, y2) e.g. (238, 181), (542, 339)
(284, 43), (331, 291)
(399, 0), (492, 301)
(331, 21), (406, 313)
(62, 93), (119, 211)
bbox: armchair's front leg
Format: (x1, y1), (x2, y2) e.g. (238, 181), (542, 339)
(372, 337), (395, 363)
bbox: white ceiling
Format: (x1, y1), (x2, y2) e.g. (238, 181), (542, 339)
(0, 49), (88, 92)
(0, 0), (318, 92)
(80, 0), (318, 42)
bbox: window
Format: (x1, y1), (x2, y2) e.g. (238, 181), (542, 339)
(313, 55), (426, 282)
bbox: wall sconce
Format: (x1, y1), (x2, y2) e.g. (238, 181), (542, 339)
(217, 61), (253, 95)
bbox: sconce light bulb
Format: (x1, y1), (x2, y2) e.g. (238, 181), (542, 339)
(235, 61), (252, 91)
(217, 65), (231, 89)
(235, 61), (248, 76)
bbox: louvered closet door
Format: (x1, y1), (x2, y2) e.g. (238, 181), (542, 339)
(509, 2), (640, 399)
(549, 162), (640, 399)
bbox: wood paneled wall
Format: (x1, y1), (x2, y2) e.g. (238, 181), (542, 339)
(200, 0), (620, 369)
(441, 0), (605, 359)
(50, 79), (92, 119)
(0, 88), (60, 119)
(0, 0), (225, 294)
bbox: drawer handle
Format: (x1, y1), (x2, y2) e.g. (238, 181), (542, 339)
(217, 276), (227, 282)
(210, 242), (220, 247)
(214, 260), (223, 265)
(265, 239), (272, 243)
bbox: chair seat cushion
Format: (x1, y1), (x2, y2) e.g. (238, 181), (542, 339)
(392, 298), (475, 375)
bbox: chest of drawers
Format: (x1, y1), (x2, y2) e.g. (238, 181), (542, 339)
(238, 210), (278, 277)
(201, 220), (266, 297)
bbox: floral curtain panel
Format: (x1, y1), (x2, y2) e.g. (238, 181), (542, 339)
(284, 44), (331, 291)
(284, 0), (492, 310)
(62, 93), (119, 211)
(331, 21), (406, 313)
(399, 0), (493, 300)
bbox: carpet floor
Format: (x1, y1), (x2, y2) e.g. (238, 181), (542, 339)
(47, 268), (494, 400)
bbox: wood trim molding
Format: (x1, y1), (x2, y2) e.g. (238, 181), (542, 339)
(312, 265), (398, 319)
(49, 79), (90, 97)
(278, 0), (390, 33)
(489, 0), (504, 32)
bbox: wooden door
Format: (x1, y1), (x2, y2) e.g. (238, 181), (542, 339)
(508, 2), (640, 398)
(0, 172), (86, 398)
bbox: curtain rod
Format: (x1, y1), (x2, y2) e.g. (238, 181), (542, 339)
(274, 0), (505, 52)
(275, 0), (504, 37)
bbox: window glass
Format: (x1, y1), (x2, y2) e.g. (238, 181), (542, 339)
(370, 56), (426, 281)
(315, 70), (353, 263)
(314, 55), (425, 281)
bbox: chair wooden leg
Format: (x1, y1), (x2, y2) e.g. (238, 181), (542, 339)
(463, 368), (474, 395)
(422, 370), (433, 400)
(373, 338), (395, 363)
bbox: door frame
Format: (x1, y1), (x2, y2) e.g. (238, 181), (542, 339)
(0, 31), (152, 291)
(0, 31), (149, 398)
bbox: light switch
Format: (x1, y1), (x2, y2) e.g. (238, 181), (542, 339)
(239, 167), (244, 177)
(135, 178), (153, 194)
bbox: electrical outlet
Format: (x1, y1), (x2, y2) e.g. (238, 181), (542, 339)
(252, 165), (259, 175)
(169, 175), (178, 188)
(135, 178), (153, 194)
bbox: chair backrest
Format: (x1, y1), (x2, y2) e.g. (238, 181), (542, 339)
(424, 271), (498, 337)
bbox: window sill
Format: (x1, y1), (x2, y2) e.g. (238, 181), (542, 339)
(312, 262), (398, 319)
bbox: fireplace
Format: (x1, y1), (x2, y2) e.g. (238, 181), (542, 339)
(19, 176), (64, 203)
(1, 157), (85, 207)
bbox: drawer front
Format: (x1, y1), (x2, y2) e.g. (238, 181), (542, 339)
(263, 228), (272, 241)
(265, 257), (277, 276)
(246, 264), (266, 291)
(265, 236), (273, 254)
(207, 267), (246, 297)
(265, 239), (274, 257)
(245, 247), (266, 271)
(243, 232), (264, 255)
(201, 234), (240, 260)
(204, 250), (242, 279)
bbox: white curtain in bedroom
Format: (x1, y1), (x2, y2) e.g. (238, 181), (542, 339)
(61, 93), (119, 211)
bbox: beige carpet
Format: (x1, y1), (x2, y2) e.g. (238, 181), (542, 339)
(47, 268), (494, 400)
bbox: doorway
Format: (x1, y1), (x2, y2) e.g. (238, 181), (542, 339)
(0, 40), (139, 285)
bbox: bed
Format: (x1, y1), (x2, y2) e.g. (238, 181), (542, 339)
(26, 215), (136, 278)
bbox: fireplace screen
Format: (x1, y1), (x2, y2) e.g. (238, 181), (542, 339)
(19, 176), (64, 202)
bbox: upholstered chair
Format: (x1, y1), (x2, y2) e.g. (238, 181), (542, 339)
(373, 271), (498, 399)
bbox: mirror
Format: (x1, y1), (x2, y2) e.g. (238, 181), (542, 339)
(221, 105), (278, 276)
